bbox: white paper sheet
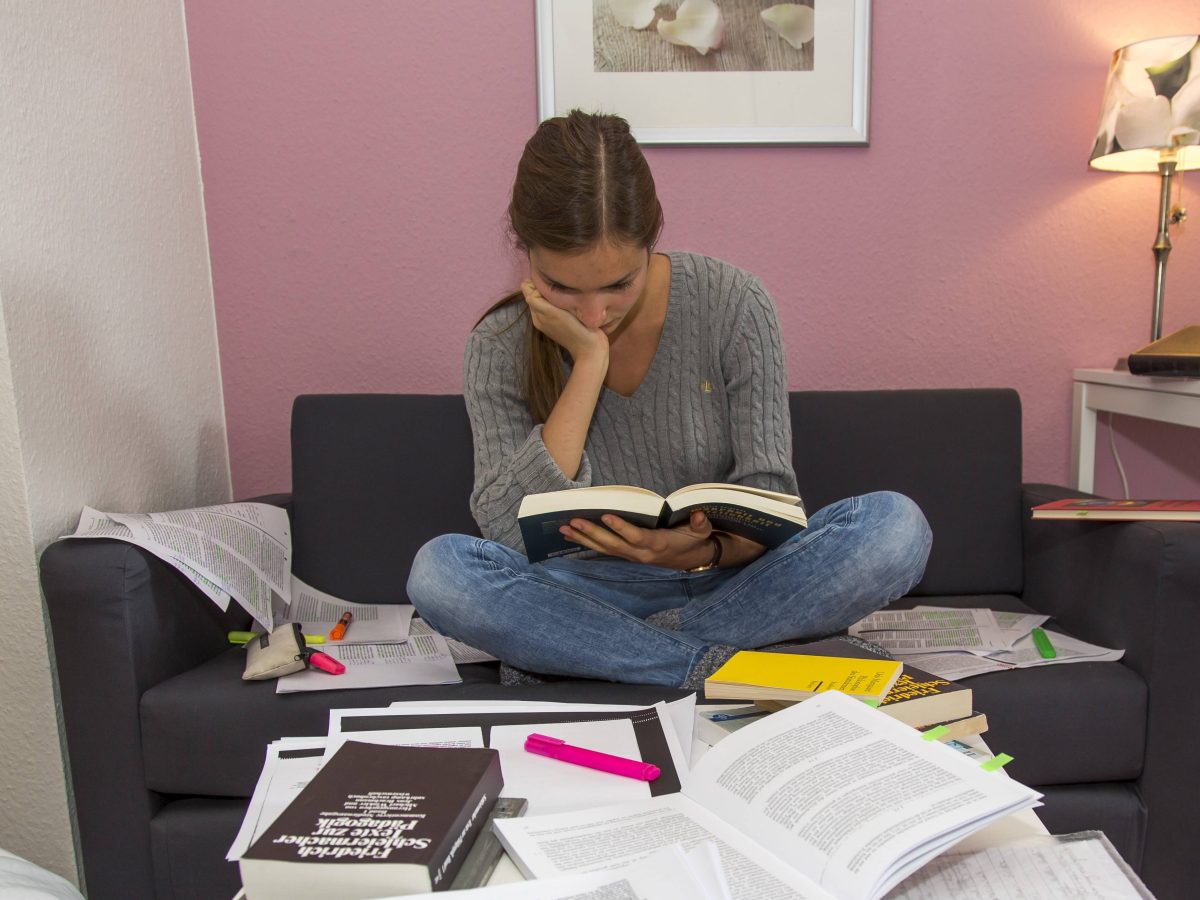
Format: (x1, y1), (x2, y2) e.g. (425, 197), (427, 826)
(67, 502), (290, 628)
(886, 831), (1151, 899)
(850, 608), (1015, 654)
(275, 631), (460, 693)
(226, 739), (325, 861)
(282, 576), (414, 644)
(985, 629), (1124, 668)
(410, 617), (498, 663)
(321, 726), (483, 760)
(490, 718), (657, 815)
(393, 843), (733, 900)
(328, 700), (691, 814)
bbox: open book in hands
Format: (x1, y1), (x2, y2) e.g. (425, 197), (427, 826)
(496, 692), (1042, 900)
(517, 482), (808, 563)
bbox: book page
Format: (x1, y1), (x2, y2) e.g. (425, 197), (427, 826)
(494, 793), (835, 900)
(667, 483), (801, 504)
(688, 693), (1041, 900)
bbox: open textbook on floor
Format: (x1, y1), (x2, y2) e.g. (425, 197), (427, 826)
(518, 482), (807, 562)
(496, 692), (1041, 900)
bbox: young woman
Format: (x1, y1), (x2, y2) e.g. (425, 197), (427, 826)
(408, 111), (931, 688)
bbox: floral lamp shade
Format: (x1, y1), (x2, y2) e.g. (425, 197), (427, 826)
(1090, 34), (1200, 173)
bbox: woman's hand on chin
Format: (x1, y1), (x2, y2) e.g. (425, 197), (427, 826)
(521, 280), (608, 366)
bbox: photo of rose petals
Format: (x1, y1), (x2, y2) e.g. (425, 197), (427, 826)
(593, 0), (815, 74)
(609, 0), (659, 30)
(761, 3), (815, 50)
(657, 0), (725, 56)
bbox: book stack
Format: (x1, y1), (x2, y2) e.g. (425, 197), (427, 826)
(709, 641), (985, 741)
(704, 649), (903, 705)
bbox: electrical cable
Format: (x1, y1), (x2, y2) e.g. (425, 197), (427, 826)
(1106, 411), (1130, 499)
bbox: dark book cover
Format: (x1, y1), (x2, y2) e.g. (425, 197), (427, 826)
(1128, 324), (1200, 376)
(519, 506), (662, 563)
(877, 666), (973, 727)
(520, 501), (805, 563)
(240, 742), (502, 898)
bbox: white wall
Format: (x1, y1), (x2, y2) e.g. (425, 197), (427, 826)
(0, 1), (230, 884)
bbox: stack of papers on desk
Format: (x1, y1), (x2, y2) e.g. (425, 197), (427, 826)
(227, 696), (696, 861)
(402, 843), (732, 900)
(850, 607), (1123, 681)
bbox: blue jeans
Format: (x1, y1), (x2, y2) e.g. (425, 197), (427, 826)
(407, 491), (931, 688)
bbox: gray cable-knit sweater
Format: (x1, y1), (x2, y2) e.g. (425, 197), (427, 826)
(463, 251), (799, 551)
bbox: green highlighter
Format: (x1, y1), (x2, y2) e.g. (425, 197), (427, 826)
(228, 630), (324, 646)
(1031, 627), (1057, 659)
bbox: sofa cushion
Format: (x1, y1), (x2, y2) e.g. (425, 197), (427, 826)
(888, 594), (1146, 786)
(791, 390), (1023, 596)
(140, 650), (690, 796)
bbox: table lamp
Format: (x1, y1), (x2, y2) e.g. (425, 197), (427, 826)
(1089, 34), (1200, 375)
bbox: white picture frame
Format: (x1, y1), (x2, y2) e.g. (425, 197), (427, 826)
(535, 0), (872, 146)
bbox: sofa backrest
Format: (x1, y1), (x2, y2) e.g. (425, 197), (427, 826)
(290, 389), (1023, 603)
(789, 389), (1022, 596)
(291, 394), (478, 603)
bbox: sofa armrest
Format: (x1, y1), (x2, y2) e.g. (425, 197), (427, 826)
(1022, 482), (1200, 895)
(39, 537), (252, 898)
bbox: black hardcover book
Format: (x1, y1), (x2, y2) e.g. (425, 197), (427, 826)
(239, 742), (502, 899)
(1128, 324), (1200, 376)
(517, 482), (808, 563)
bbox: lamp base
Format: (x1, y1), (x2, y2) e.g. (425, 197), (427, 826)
(1128, 324), (1200, 376)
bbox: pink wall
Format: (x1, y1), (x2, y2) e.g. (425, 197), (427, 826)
(184, 0), (1200, 500)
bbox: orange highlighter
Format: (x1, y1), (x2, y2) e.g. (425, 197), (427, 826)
(329, 611), (353, 641)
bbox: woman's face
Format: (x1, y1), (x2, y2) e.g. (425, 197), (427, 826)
(528, 240), (651, 336)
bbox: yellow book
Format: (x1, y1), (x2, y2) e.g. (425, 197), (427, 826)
(704, 651), (904, 705)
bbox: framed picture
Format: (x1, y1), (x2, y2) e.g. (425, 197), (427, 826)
(535, 0), (872, 145)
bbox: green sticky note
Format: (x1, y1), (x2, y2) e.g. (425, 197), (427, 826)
(981, 752), (1014, 772)
(921, 725), (950, 741)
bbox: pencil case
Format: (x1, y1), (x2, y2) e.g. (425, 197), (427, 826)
(242, 623), (308, 680)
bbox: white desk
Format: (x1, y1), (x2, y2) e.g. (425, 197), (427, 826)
(1070, 367), (1200, 493)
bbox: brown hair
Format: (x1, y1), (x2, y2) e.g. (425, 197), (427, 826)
(478, 110), (664, 423)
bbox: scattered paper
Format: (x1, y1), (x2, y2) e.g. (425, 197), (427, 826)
(282, 576), (414, 644)
(410, 617), (498, 663)
(226, 739), (325, 861)
(887, 651), (1012, 681)
(491, 718), (656, 815)
(67, 503), (290, 629)
(327, 700), (690, 814)
(321, 727), (483, 760)
(886, 831), (1152, 899)
(275, 631), (460, 693)
(986, 629), (1124, 669)
(399, 843), (733, 899)
(851, 608), (1015, 654)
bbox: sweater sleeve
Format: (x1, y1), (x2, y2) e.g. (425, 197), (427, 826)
(462, 321), (593, 549)
(719, 277), (801, 505)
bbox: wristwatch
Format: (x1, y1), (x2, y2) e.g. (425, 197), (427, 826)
(682, 533), (723, 573)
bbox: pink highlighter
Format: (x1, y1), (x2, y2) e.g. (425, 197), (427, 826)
(524, 733), (660, 781)
(305, 649), (345, 675)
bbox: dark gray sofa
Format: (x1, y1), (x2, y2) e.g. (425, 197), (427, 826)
(39, 390), (1199, 899)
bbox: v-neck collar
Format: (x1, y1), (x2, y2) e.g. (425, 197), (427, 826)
(600, 251), (677, 402)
